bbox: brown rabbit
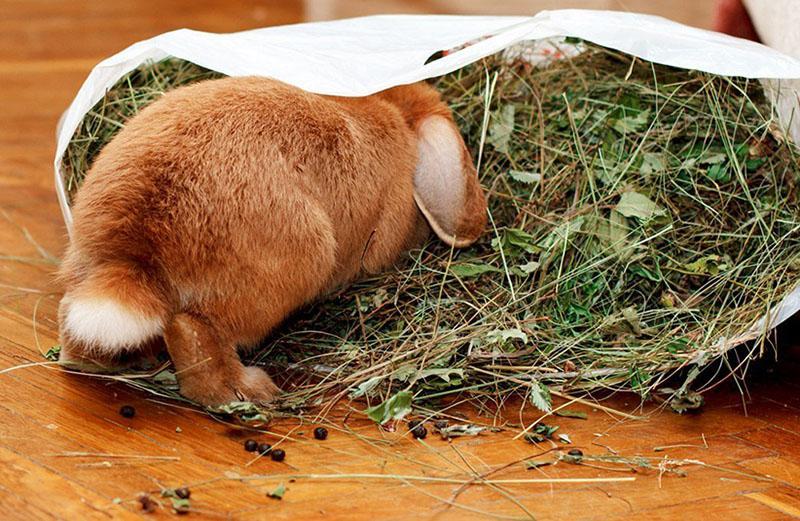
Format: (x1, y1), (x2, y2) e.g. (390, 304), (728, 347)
(57, 76), (487, 406)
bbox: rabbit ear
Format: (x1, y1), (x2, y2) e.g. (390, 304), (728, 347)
(413, 116), (487, 248)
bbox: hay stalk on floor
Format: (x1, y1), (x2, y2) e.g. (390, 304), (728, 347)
(60, 41), (800, 421)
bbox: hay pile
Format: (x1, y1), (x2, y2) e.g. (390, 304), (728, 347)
(61, 42), (800, 419)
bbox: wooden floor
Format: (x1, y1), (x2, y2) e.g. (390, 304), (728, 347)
(2, 0), (800, 519)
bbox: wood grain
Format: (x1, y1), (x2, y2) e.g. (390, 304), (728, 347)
(1, 1), (799, 519)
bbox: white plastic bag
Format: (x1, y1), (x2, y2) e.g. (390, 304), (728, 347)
(54, 10), (800, 336)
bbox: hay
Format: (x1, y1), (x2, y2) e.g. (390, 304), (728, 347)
(61, 42), (800, 419)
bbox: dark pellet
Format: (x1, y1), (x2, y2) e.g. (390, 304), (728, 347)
(137, 494), (156, 513)
(270, 449), (286, 462)
(411, 425), (428, 440)
(244, 439), (258, 452)
(257, 443), (272, 455)
(175, 487), (191, 499)
(119, 405), (136, 418)
(313, 427), (328, 440)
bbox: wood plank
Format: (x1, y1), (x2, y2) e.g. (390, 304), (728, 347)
(746, 487), (800, 518)
(0, 445), (137, 520)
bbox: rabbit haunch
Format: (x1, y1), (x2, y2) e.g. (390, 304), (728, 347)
(57, 76), (487, 406)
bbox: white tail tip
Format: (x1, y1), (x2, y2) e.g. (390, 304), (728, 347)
(64, 297), (163, 351)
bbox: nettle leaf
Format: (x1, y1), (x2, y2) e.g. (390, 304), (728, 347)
(487, 104), (515, 154)
(528, 382), (552, 413)
(486, 328), (528, 345)
(615, 192), (666, 221)
(267, 483), (286, 500)
(450, 262), (502, 278)
(509, 170), (542, 184)
(417, 367), (464, 383)
(364, 391), (413, 424)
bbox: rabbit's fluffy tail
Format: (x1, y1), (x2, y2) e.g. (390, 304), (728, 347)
(60, 262), (168, 354)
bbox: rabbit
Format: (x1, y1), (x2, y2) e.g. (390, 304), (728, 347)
(57, 76), (487, 407)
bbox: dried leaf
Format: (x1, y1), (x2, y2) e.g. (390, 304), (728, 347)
(487, 104), (515, 154)
(267, 483), (286, 500)
(554, 410), (588, 420)
(615, 191), (666, 221)
(509, 170), (542, 184)
(486, 328), (528, 345)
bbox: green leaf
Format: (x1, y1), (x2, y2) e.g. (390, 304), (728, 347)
(612, 109), (650, 134)
(364, 391), (413, 424)
(169, 497), (190, 511)
(745, 157), (766, 172)
(630, 264), (661, 282)
(615, 191), (666, 221)
(350, 375), (384, 398)
(492, 228), (540, 255)
(524, 423), (559, 443)
(538, 217), (585, 251)
(153, 369), (178, 386)
(449, 263), (502, 278)
(487, 104), (515, 154)
(209, 401), (271, 423)
(509, 170), (542, 184)
(486, 328), (528, 345)
(567, 303), (592, 323)
(706, 163), (731, 183)
(667, 337), (691, 354)
(528, 382), (552, 413)
(267, 483), (286, 500)
(683, 254), (731, 275)
(43, 345), (61, 361)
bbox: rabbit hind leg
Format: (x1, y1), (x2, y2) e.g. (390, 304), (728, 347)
(163, 312), (279, 407)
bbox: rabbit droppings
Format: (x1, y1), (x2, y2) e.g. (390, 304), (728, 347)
(57, 77), (487, 406)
